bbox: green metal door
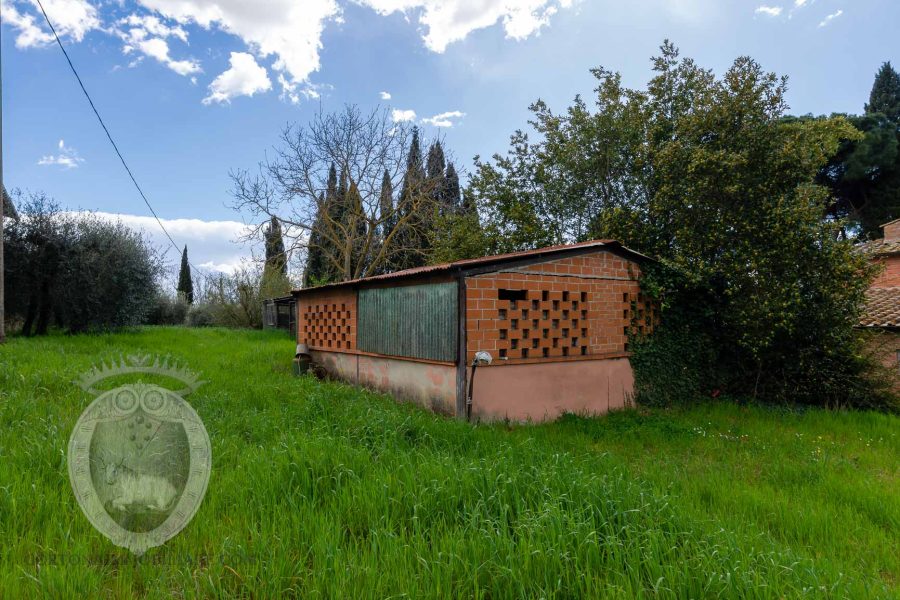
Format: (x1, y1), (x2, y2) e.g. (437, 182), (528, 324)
(357, 282), (458, 362)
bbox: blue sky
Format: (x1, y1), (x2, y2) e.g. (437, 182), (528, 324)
(2, 0), (898, 273)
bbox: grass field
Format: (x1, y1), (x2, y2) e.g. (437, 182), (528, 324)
(0, 327), (898, 598)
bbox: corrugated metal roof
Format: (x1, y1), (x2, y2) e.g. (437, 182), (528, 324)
(293, 239), (653, 294)
(860, 287), (900, 328)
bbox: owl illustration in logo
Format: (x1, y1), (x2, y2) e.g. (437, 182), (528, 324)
(68, 355), (212, 555)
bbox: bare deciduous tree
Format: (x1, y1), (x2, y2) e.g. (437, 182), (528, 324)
(230, 105), (442, 282)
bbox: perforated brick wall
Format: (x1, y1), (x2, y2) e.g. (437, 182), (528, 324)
(297, 288), (357, 351)
(465, 252), (655, 364)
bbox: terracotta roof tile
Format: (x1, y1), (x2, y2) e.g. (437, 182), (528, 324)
(858, 238), (900, 257)
(860, 287), (900, 328)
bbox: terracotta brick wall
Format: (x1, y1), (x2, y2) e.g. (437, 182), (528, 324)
(297, 288), (358, 351)
(465, 252), (654, 364)
(871, 256), (900, 288)
(883, 221), (900, 242)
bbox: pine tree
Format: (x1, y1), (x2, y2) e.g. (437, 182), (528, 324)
(177, 246), (194, 304)
(866, 62), (900, 122)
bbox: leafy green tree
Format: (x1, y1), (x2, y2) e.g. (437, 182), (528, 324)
(469, 41), (882, 406)
(177, 246), (194, 304)
(5, 193), (162, 334)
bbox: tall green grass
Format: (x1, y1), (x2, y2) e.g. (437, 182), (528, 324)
(0, 327), (897, 598)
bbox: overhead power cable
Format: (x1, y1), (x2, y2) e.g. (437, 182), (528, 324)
(34, 0), (204, 274)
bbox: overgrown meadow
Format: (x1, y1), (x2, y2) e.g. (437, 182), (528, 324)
(0, 328), (897, 598)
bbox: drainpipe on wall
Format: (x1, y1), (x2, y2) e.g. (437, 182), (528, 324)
(466, 351), (493, 421)
(455, 273), (468, 419)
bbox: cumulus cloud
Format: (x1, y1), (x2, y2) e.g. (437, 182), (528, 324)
(380, 91), (392, 100)
(755, 5), (783, 17)
(38, 139), (84, 169)
(421, 110), (466, 127)
(87, 211), (253, 274)
(357, 0), (574, 53)
(115, 13), (201, 76)
(203, 52), (272, 104)
(818, 9), (843, 27)
(136, 0), (339, 99)
(0, 0), (100, 48)
(391, 108), (417, 122)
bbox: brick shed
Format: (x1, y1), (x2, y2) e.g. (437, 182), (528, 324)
(292, 240), (656, 422)
(859, 219), (900, 385)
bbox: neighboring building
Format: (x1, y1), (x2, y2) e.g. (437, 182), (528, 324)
(292, 240), (656, 422)
(262, 295), (297, 335)
(859, 219), (900, 376)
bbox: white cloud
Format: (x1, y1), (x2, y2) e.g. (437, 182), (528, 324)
(755, 5), (783, 17)
(119, 13), (189, 43)
(83, 211), (253, 275)
(1, 0), (100, 48)
(421, 110), (466, 127)
(380, 91), (392, 100)
(391, 108), (417, 122)
(116, 13), (201, 76)
(356, 0), (574, 53)
(38, 139), (84, 169)
(136, 0), (339, 99)
(203, 52), (272, 104)
(818, 9), (843, 27)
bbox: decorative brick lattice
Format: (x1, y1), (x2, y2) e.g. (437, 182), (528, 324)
(302, 302), (355, 350)
(465, 252), (655, 364)
(622, 291), (657, 350)
(495, 288), (592, 360)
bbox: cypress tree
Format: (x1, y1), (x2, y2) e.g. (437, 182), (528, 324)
(177, 246), (194, 304)
(395, 128), (428, 270)
(304, 193), (329, 287)
(379, 169), (395, 237)
(866, 62), (900, 122)
(426, 141), (451, 218)
(264, 216), (287, 277)
(344, 181), (368, 277)
(304, 164), (340, 287)
(445, 162), (462, 212)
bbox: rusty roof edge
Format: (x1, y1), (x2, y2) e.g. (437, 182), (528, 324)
(291, 240), (655, 295)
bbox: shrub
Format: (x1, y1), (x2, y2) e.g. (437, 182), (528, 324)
(147, 293), (190, 326)
(185, 304), (219, 328)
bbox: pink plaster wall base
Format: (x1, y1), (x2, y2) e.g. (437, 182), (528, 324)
(311, 350), (457, 415)
(469, 358), (634, 422)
